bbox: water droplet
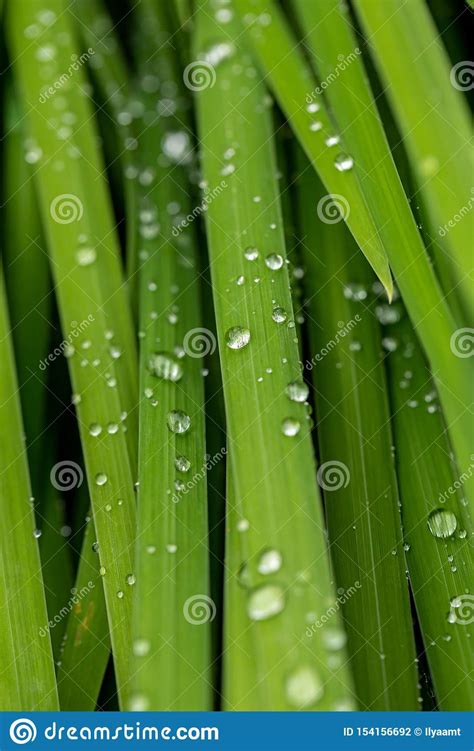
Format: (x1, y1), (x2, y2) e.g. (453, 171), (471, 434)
(272, 306), (287, 324)
(225, 326), (251, 350)
(334, 153), (354, 172)
(76, 247), (97, 266)
(257, 549), (283, 575)
(148, 353), (183, 382)
(166, 543), (177, 553)
(89, 423), (102, 437)
(309, 121), (322, 132)
(237, 518), (249, 532)
(33, 528), (42, 539)
(167, 410), (191, 434)
(95, 473), (108, 486)
(427, 509), (457, 539)
(285, 381), (309, 403)
(285, 665), (323, 707)
(99, 566), (106, 576)
(244, 246), (259, 261)
(247, 584), (286, 621)
(133, 638), (151, 656)
(128, 693), (149, 711)
(107, 422), (119, 434)
(175, 455), (191, 472)
(117, 590), (124, 599)
(325, 135), (340, 147)
(281, 417), (301, 437)
(322, 627), (347, 651)
(126, 573), (136, 586)
(306, 102), (320, 113)
(265, 253), (284, 270)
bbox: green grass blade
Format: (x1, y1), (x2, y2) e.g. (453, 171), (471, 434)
(8, 0), (137, 707)
(353, 0), (473, 324)
(233, 0), (392, 297)
(57, 518), (111, 710)
(127, 0), (211, 711)
(0, 268), (58, 710)
(194, 1), (354, 710)
(235, 0), (473, 509)
(387, 313), (474, 710)
(295, 155), (419, 709)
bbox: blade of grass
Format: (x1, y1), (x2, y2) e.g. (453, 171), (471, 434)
(0, 266), (58, 709)
(57, 516), (111, 710)
(295, 152), (419, 709)
(235, 0), (473, 509)
(386, 311), (474, 711)
(234, 0), (393, 298)
(194, 1), (354, 710)
(127, 0), (212, 711)
(8, 0), (138, 707)
(2, 98), (75, 660)
(353, 0), (473, 324)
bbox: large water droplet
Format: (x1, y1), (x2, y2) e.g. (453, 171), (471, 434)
(247, 584), (285, 621)
(285, 381), (309, 403)
(225, 326), (250, 350)
(427, 509), (457, 539)
(148, 352), (183, 382)
(95, 473), (108, 486)
(167, 410), (191, 434)
(285, 665), (323, 707)
(265, 253), (284, 270)
(272, 306), (288, 324)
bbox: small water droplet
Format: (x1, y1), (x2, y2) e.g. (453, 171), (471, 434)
(126, 573), (136, 586)
(117, 590), (124, 599)
(175, 455), (191, 472)
(285, 665), (323, 707)
(244, 246), (259, 261)
(281, 417), (301, 437)
(76, 247), (97, 266)
(247, 584), (286, 621)
(334, 153), (354, 172)
(257, 548), (283, 575)
(89, 423), (102, 437)
(133, 638), (151, 656)
(95, 473), (108, 486)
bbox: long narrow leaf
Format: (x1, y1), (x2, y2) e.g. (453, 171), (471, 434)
(295, 154), (419, 709)
(387, 313), (474, 710)
(0, 268), (58, 709)
(353, 0), (473, 323)
(194, 0), (354, 710)
(8, 0), (138, 707)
